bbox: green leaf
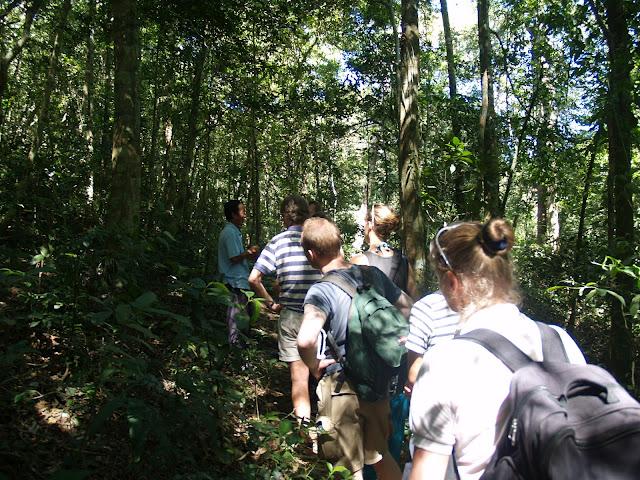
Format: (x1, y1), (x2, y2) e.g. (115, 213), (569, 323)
(88, 397), (125, 436)
(88, 310), (112, 324)
(163, 230), (176, 242)
(190, 278), (207, 289)
(115, 304), (132, 323)
(278, 419), (293, 435)
(131, 291), (157, 309)
(124, 321), (159, 339)
(584, 289), (598, 302)
(629, 297), (639, 319)
(235, 313), (250, 332)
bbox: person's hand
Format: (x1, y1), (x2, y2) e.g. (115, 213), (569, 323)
(247, 245), (259, 260)
(403, 381), (414, 397)
(310, 358), (336, 380)
(268, 302), (283, 314)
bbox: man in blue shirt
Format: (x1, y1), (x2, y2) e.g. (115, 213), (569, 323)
(218, 199), (258, 345)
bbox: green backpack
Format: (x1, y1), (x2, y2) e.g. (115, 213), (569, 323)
(320, 266), (409, 402)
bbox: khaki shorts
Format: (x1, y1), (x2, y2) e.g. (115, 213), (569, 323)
(278, 308), (303, 362)
(315, 372), (391, 473)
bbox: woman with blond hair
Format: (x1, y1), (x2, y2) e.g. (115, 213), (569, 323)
(409, 218), (585, 480)
(351, 204), (417, 299)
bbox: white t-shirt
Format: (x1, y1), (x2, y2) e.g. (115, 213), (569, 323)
(409, 303), (586, 480)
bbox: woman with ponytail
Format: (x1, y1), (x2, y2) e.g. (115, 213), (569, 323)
(351, 204), (417, 299)
(408, 219), (585, 480)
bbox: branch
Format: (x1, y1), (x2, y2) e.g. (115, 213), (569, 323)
(3, 0), (42, 64)
(500, 68), (544, 212)
(0, 0), (22, 22)
(491, 29), (526, 112)
(584, 0), (610, 41)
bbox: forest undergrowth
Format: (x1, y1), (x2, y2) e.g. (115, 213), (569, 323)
(0, 228), (337, 480)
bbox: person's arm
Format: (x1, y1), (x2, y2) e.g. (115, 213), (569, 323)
(394, 290), (413, 320)
(248, 268), (282, 313)
(297, 304), (335, 379)
(405, 350), (423, 396)
(230, 245), (258, 264)
(409, 447), (450, 480)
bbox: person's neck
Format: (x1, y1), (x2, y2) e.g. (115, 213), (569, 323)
(367, 233), (386, 251)
(321, 256), (351, 274)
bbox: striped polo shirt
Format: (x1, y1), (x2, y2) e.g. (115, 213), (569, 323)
(406, 291), (460, 355)
(254, 225), (322, 313)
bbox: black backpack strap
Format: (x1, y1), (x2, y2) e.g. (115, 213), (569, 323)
(455, 329), (533, 372)
(318, 270), (358, 298)
(536, 322), (570, 363)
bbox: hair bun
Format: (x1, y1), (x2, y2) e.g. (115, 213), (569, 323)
(480, 218), (514, 256)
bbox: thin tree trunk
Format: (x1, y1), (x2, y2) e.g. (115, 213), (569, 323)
(174, 41), (206, 228)
(248, 109), (260, 245)
(399, 0), (426, 289)
(604, 0), (636, 387)
(107, 0), (141, 234)
(22, 0), (72, 213)
(567, 134), (601, 332)
(146, 28), (165, 221)
(97, 44), (112, 214)
(477, 0), (500, 217)
(0, 0), (42, 126)
(440, 0), (465, 216)
(84, 0), (96, 203)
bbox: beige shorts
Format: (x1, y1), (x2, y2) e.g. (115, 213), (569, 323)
(278, 308), (303, 362)
(315, 372), (391, 473)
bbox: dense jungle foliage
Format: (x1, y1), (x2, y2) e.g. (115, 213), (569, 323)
(0, 0), (639, 478)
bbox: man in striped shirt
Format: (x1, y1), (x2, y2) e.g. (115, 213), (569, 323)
(405, 292), (459, 395)
(249, 195), (322, 422)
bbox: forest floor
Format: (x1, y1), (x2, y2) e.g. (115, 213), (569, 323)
(0, 303), (330, 480)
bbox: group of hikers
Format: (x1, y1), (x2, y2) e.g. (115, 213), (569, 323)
(216, 195), (638, 480)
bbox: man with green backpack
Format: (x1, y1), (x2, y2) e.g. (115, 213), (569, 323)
(297, 217), (413, 480)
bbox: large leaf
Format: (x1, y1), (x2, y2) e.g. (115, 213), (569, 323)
(131, 291), (157, 309)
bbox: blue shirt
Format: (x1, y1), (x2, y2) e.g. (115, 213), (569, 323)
(218, 222), (250, 289)
(254, 225), (322, 312)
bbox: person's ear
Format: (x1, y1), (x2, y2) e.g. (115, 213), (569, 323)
(443, 270), (457, 290)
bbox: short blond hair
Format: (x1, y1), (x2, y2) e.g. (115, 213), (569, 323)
(302, 217), (342, 258)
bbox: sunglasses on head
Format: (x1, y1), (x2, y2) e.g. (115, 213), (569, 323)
(433, 223), (461, 271)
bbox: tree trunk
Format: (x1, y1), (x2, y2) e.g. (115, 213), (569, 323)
(440, 0), (465, 216)
(22, 0), (72, 213)
(477, 0), (500, 217)
(173, 42), (206, 229)
(567, 134), (601, 332)
(248, 109), (260, 245)
(84, 0), (96, 204)
(97, 44), (112, 215)
(399, 0), (426, 288)
(604, 0), (636, 387)
(0, 0), (42, 127)
(107, 0), (141, 234)
(535, 184), (548, 244)
(146, 29), (165, 222)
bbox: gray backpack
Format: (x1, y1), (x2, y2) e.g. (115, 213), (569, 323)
(457, 322), (640, 479)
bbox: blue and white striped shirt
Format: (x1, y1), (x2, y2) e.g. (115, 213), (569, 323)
(254, 225), (322, 313)
(407, 292), (460, 355)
